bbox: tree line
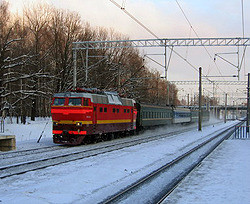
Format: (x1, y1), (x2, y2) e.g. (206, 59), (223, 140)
(0, 1), (179, 123)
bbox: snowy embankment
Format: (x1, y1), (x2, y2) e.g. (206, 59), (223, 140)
(0, 119), (246, 204)
(0, 117), (55, 150)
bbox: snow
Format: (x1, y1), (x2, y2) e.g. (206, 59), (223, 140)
(163, 140), (250, 204)
(0, 117), (55, 149)
(0, 118), (249, 204)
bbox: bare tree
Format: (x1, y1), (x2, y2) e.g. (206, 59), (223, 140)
(0, 1), (180, 122)
(49, 8), (85, 92)
(0, 1), (34, 121)
(23, 3), (53, 120)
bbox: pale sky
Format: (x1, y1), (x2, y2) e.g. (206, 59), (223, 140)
(6, 0), (250, 103)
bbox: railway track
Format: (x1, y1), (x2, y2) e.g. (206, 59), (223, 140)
(0, 121), (219, 159)
(101, 120), (242, 204)
(0, 145), (65, 160)
(0, 121), (222, 179)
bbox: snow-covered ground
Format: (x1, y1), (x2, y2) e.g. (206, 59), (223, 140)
(163, 139), (250, 204)
(0, 117), (55, 150)
(0, 118), (249, 204)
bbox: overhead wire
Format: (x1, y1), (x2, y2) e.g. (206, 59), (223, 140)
(175, 0), (227, 94)
(109, 0), (159, 39)
(109, 0), (213, 81)
(175, 0), (225, 81)
(122, 0), (126, 9)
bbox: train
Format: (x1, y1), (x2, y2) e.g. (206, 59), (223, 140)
(51, 88), (209, 145)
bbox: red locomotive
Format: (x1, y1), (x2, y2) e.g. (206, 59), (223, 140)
(51, 88), (137, 145)
(51, 88), (210, 145)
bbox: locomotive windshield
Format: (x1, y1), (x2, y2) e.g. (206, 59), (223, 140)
(68, 98), (82, 106)
(53, 98), (65, 106)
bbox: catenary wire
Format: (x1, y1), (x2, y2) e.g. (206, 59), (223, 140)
(109, 0), (215, 84)
(175, 0), (225, 81)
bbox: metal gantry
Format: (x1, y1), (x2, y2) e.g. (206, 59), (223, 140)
(73, 37), (250, 50)
(72, 37), (250, 89)
(169, 81), (248, 85)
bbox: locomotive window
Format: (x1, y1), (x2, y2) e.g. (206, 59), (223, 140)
(83, 98), (89, 106)
(104, 108), (107, 112)
(53, 98), (65, 106)
(124, 109), (126, 113)
(113, 108), (116, 113)
(127, 109), (130, 113)
(100, 107), (103, 112)
(117, 109), (119, 113)
(68, 98), (82, 106)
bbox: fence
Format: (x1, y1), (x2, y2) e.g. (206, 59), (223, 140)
(234, 125), (250, 139)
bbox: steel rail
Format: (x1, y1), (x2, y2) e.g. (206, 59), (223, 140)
(102, 121), (243, 204)
(0, 145), (66, 160)
(0, 127), (196, 179)
(0, 121), (221, 179)
(156, 121), (244, 203)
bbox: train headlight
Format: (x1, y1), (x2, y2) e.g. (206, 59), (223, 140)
(76, 122), (82, 127)
(53, 122), (59, 126)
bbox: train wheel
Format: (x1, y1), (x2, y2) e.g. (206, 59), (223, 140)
(82, 135), (92, 144)
(130, 130), (136, 136)
(108, 133), (115, 140)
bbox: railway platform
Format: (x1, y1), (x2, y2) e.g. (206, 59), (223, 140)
(163, 139), (250, 203)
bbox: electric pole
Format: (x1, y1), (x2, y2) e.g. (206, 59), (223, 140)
(247, 73), (250, 132)
(198, 67), (202, 131)
(224, 93), (227, 123)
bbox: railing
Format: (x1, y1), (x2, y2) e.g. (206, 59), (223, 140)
(234, 125), (250, 139)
